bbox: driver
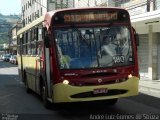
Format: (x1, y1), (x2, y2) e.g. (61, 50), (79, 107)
(99, 35), (116, 58)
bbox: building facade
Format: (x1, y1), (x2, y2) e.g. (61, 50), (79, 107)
(126, 0), (160, 80)
(21, 0), (74, 26)
(10, 23), (22, 55)
(74, 0), (115, 8)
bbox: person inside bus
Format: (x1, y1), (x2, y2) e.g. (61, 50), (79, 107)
(99, 35), (116, 58)
(91, 35), (117, 67)
(80, 33), (91, 58)
(56, 40), (71, 69)
(113, 27), (130, 56)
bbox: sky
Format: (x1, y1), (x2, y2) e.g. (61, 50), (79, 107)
(0, 0), (21, 15)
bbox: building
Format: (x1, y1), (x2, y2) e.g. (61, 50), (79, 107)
(74, 0), (115, 8)
(10, 22), (22, 55)
(125, 0), (160, 80)
(21, 0), (74, 26)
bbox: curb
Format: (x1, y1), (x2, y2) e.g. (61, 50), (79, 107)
(139, 85), (160, 98)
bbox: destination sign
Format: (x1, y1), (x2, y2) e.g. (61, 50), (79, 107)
(63, 12), (118, 23)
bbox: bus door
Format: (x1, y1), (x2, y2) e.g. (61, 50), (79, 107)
(35, 27), (51, 97)
(35, 41), (45, 94)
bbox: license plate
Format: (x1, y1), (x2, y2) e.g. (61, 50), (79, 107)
(93, 88), (108, 94)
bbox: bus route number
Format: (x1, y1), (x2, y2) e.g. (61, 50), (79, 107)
(113, 55), (125, 64)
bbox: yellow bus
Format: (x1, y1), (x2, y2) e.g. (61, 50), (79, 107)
(17, 8), (139, 108)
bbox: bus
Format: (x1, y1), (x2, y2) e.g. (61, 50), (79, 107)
(17, 7), (139, 108)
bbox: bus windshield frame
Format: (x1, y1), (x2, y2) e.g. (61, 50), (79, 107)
(51, 9), (134, 70)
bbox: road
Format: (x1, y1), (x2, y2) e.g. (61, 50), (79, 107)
(0, 60), (160, 120)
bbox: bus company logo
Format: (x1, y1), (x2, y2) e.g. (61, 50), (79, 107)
(97, 79), (103, 83)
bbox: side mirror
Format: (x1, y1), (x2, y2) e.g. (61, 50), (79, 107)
(135, 33), (139, 46)
(44, 35), (50, 48)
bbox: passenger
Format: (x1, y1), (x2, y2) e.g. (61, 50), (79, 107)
(57, 45), (71, 69)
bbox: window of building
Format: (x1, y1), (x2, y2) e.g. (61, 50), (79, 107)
(24, 5), (25, 11)
(26, 3), (27, 10)
(32, 13), (34, 21)
(37, 10), (40, 18)
(35, 12), (37, 19)
(28, 1), (29, 8)
(28, 16), (30, 23)
(22, 6), (24, 12)
(41, 7), (43, 16)
(26, 18), (27, 24)
(32, 0), (34, 4)
(23, 19), (25, 26)
(28, 0), (32, 8)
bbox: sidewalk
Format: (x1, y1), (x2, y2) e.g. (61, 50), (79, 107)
(139, 78), (160, 98)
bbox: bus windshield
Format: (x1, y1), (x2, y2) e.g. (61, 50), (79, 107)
(54, 26), (133, 69)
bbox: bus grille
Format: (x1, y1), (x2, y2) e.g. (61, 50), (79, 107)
(70, 89), (128, 98)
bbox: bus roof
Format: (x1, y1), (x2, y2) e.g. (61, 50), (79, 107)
(45, 7), (128, 16)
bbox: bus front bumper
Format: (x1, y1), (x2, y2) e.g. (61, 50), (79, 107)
(52, 76), (139, 103)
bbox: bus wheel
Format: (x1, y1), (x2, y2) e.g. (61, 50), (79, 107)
(42, 82), (52, 109)
(107, 98), (118, 105)
(24, 72), (32, 94)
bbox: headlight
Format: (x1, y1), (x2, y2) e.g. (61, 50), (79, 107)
(63, 80), (69, 85)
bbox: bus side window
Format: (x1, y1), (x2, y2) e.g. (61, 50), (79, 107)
(37, 43), (42, 56)
(38, 26), (43, 41)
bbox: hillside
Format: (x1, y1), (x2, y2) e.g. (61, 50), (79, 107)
(0, 13), (20, 44)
